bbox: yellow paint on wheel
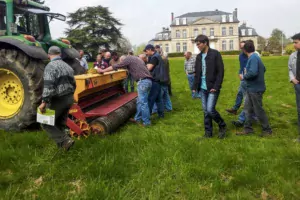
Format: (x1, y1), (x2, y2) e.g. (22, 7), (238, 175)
(0, 69), (24, 119)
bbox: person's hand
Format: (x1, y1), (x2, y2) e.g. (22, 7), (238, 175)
(97, 68), (104, 74)
(210, 89), (216, 93)
(192, 90), (196, 93)
(239, 74), (243, 81)
(292, 79), (299, 85)
(186, 72), (188, 75)
(38, 102), (46, 113)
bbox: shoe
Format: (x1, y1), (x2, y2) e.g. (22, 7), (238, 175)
(218, 126), (226, 139)
(259, 130), (272, 137)
(61, 138), (75, 151)
(129, 118), (141, 124)
(232, 120), (244, 127)
(203, 132), (213, 138)
(236, 130), (254, 136)
(225, 108), (237, 115)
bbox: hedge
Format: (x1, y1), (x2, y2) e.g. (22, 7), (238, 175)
(168, 52), (184, 57)
(220, 51), (241, 55)
(261, 51), (270, 56)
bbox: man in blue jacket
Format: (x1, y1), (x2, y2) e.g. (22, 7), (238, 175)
(237, 41), (272, 136)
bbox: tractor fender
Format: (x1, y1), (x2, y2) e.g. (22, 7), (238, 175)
(61, 47), (80, 60)
(0, 38), (48, 60)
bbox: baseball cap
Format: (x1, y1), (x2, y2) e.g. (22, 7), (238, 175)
(143, 44), (155, 52)
(48, 46), (61, 55)
(155, 45), (161, 49)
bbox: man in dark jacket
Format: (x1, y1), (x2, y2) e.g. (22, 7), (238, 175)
(192, 35), (226, 139)
(236, 41), (272, 136)
(38, 46), (76, 151)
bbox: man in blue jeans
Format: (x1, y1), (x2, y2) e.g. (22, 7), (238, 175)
(144, 44), (165, 119)
(97, 55), (153, 126)
(184, 51), (201, 99)
(192, 35), (226, 139)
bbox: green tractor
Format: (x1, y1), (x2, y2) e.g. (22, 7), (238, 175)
(0, 0), (84, 131)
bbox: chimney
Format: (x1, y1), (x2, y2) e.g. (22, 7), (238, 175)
(163, 27), (166, 32)
(171, 12), (174, 23)
(233, 8), (238, 19)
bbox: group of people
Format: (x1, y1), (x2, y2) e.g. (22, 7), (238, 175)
(96, 44), (173, 126)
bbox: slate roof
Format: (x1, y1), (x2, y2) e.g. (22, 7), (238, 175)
(239, 23), (258, 36)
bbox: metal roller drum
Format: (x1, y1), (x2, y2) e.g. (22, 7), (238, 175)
(90, 99), (137, 134)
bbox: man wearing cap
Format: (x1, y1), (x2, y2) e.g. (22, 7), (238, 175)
(97, 55), (153, 126)
(144, 44), (165, 118)
(38, 46), (76, 151)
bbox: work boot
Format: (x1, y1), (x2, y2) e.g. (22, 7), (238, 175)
(218, 126), (226, 139)
(129, 118), (141, 124)
(61, 138), (75, 151)
(236, 129), (254, 136)
(203, 132), (213, 138)
(259, 130), (272, 137)
(225, 108), (237, 115)
(232, 120), (244, 127)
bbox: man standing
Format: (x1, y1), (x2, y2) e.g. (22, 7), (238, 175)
(38, 46), (76, 151)
(288, 33), (300, 141)
(97, 55), (153, 126)
(77, 50), (88, 71)
(144, 44), (165, 118)
(192, 35), (226, 139)
(237, 41), (272, 136)
(139, 54), (148, 65)
(226, 41), (247, 115)
(184, 51), (201, 99)
(109, 51), (120, 66)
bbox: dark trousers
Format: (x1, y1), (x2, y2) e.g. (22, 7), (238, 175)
(244, 92), (271, 132)
(201, 90), (226, 135)
(294, 84), (300, 134)
(232, 81), (245, 110)
(148, 81), (164, 118)
(42, 94), (74, 146)
(124, 73), (134, 93)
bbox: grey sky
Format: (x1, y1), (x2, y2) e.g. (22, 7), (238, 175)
(46, 0), (300, 46)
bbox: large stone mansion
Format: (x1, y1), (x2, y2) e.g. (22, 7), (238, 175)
(150, 9), (259, 54)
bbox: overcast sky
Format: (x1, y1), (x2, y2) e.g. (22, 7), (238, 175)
(45, 0), (300, 46)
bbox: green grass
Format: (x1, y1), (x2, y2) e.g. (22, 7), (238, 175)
(1, 56), (300, 199)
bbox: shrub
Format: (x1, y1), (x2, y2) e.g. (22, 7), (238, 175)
(168, 52), (184, 57)
(261, 51), (270, 56)
(220, 51), (241, 55)
(285, 43), (296, 55)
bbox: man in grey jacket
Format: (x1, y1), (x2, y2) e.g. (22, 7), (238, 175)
(288, 33), (300, 141)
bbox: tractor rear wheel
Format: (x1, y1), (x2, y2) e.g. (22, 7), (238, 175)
(0, 49), (44, 131)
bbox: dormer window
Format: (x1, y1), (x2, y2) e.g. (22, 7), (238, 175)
(229, 15), (233, 22)
(182, 18), (187, 25)
(222, 15), (226, 23)
(248, 29), (253, 35)
(164, 33), (169, 40)
(241, 29), (246, 36)
(176, 18), (180, 25)
(158, 34), (162, 40)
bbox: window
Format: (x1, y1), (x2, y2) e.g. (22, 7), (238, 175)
(158, 34), (162, 40)
(176, 18), (180, 25)
(182, 18), (187, 25)
(165, 44), (169, 53)
(210, 28), (214, 36)
(229, 27), (233, 36)
(176, 43), (181, 52)
(222, 27), (226, 36)
(222, 40), (226, 51)
(222, 15), (226, 22)
(248, 29), (253, 35)
(194, 28), (198, 37)
(241, 29), (246, 36)
(159, 44), (162, 48)
(164, 33), (169, 40)
(229, 15), (233, 22)
(182, 29), (187, 38)
(176, 30), (180, 38)
(229, 40), (234, 50)
(0, 3), (6, 31)
(183, 42), (187, 52)
(202, 28), (206, 35)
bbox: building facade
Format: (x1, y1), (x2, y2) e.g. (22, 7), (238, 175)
(151, 9), (258, 54)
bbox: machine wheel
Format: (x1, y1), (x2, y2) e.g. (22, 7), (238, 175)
(0, 49), (44, 131)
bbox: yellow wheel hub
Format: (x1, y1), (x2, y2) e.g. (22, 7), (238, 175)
(0, 69), (24, 119)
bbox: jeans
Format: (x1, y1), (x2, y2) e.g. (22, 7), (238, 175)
(201, 90), (226, 134)
(124, 73), (134, 93)
(148, 82), (164, 118)
(187, 74), (201, 98)
(134, 79), (152, 125)
(244, 92), (271, 132)
(152, 84), (172, 113)
(42, 94), (74, 146)
(294, 84), (300, 134)
(232, 81), (245, 110)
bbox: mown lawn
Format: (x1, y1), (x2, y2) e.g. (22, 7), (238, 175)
(1, 56), (300, 200)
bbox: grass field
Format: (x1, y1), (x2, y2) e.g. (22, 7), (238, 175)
(1, 56), (300, 200)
